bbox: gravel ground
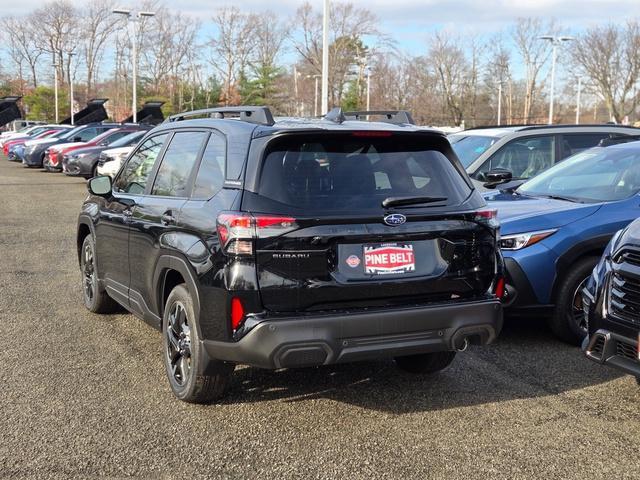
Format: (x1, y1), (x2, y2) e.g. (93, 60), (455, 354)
(1, 157), (639, 480)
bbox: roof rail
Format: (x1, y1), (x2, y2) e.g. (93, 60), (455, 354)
(464, 124), (532, 131)
(519, 123), (640, 131)
(167, 106), (275, 126)
(344, 110), (415, 125)
(598, 134), (640, 147)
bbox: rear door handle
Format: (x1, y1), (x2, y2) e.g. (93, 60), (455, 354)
(161, 211), (176, 226)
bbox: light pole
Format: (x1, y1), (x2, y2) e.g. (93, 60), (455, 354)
(113, 8), (156, 123)
(539, 35), (574, 124)
(321, 0), (330, 115)
(575, 77), (582, 125)
(497, 81), (502, 126)
(52, 59), (59, 123)
(68, 51), (76, 125)
(306, 74), (321, 117)
(366, 67), (371, 111)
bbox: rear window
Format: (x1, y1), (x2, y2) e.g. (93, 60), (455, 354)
(257, 134), (471, 214)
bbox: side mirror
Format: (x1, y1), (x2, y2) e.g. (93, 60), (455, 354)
(88, 175), (112, 197)
(484, 169), (513, 188)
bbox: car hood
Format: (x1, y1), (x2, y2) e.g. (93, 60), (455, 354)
(102, 146), (133, 156)
(485, 191), (602, 235)
(25, 138), (60, 147)
(67, 145), (104, 156)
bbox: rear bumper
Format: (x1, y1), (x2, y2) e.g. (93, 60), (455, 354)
(583, 329), (640, 377)
(203, 299), (503, 369)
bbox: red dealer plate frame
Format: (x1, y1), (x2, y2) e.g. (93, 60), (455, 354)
(363, 243), (416, 275)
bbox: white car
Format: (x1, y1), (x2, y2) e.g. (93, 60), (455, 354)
(96, 146), (134, 178)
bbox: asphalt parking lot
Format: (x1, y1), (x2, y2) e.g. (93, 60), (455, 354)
(1, 157), (639, 480)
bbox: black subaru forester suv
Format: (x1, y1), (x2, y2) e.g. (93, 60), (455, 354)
(583, 217), (640, 384)
(77, 107), (504, 403)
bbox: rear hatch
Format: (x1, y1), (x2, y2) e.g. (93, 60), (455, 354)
(239, 132), (498, 313)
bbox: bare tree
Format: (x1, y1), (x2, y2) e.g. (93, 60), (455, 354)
(512, 17), (556, 123)
(1, 16), (43, 90)
(32, 0), (80, 86)
(208, 7), (257, 105)
(573, 21), (640, 123)
(291, 1), (383, 107)
(429, 31), (475, 126)
(80, 0), (119, 98)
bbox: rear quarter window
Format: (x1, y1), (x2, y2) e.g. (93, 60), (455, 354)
(256, 134), (471, 214)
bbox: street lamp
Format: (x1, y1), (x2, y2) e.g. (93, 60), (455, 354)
(321, 0), (330, 115)
(496, 81), (503, 126)
(575, 77), (582, 125)
(307, 74), (321, 117)
(113, 8), (156, 123)
(539, 35), (574, 124)
(52, 59), (59, 123)
(67, 51), (76, 125)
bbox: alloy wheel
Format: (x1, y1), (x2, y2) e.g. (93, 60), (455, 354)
(82, 242), (96, 304)
(571, 277), (589, 335)
(166, 301), (192, 386)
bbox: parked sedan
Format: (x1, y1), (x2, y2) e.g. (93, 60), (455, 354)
(44, 127), (141, 173)
(62, 129), (149, 178)
(4, 128), (66, 159)
(486, 141), (640, 344)
(583, 218), (640, 383)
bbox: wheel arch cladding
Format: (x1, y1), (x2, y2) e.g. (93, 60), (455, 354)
(77, 222), (92, 265)
(155, 255), (202, 327)
(552, 247), (605, 303)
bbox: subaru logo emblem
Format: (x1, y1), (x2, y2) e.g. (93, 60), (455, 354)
(384, 214), (406, 226)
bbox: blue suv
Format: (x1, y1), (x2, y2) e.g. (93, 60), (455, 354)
(486, 140), (640, 344)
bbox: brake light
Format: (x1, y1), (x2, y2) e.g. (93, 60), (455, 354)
(230, 297), (245, 330)
(216, 213), (298, 255)
(352, 131), (393, 137)
(3, 144), (8, 155)
(475, 209), (499, 229)
(494, 277), (506, 299)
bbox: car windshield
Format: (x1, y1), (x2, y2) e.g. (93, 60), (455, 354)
(517, 144), (640, 202)
(59, 126), (85, 140)
(109, 131), (145, 148)
(449, 135), (499, 168)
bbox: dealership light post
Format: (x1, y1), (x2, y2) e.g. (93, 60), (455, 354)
(307, 74), (321, 117)
(539, 35), (574, 124)
(67, 51), (75, 125)
(496, 81), (502, 126)
(113, 8), (156, 123)
(321, 0), (330, 115)
(52, 60), (59, 123)
(575, 77), (582, 125)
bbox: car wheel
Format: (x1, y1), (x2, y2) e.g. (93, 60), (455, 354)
(80, 235), (119, 313)
(394, 351), (456, 374)
(163, 284), (234, 403)
(548, 256), (599, 345)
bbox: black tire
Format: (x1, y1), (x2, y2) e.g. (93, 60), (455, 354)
(394, 351), (457, 374)
(80, 235), (119, 313)
(163, 284), (234, 403)
(548, 256), (599, 345)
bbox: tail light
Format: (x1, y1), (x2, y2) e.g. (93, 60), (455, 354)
(216, 212), (297, 256)
(50, 150), (58, 166)
(3, 144), (8, 156)
(475, 209), (499, 229)
(230, 297), (245, 330)
(493, 276), (506, 299)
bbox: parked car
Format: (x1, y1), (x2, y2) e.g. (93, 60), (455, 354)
(63, 128), (149, 178)
(583, 218), (640, 384)
(77, 107), (505, 403)
(450, 125), (640, 189)
(485, 140), (640, 344)
(96, 145), (136, 178)
(0, 124), (71, 148)
(23, 123), (125, 168)
(4, 128), (67, 159)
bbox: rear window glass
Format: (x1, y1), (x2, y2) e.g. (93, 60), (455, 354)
(257, 134), (471, 214)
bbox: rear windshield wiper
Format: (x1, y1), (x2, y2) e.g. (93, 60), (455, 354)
(382, 196), (448, 208)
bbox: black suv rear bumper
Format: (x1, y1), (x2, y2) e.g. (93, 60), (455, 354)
(203, 299), (503, 369)
(583, 329), (640, 377)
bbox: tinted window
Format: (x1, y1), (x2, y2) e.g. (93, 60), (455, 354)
(114, 134), (168, 194)
(257, 134), (471, 214)
(77, 128), (97, 142)
(192, 132), (226, 199)
(519, 145), (640, 202)
(102, 130), (132, 145)
(477, 135), (556, 180)
(109, 131), (146, 148)
(151, 131), (207, 197)
(450, 135), (499, 168)
(561, 133), (610, 158)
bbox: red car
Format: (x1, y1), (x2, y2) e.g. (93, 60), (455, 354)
(3, 128), (64, 157)
(44, 127), (140, 172)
